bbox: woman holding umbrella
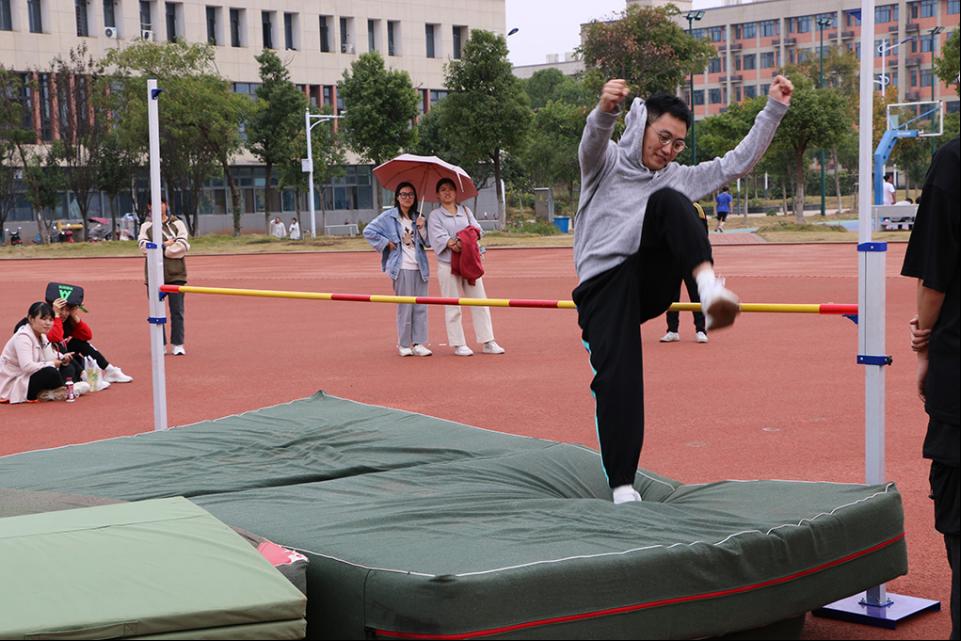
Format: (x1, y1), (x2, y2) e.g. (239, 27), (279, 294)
(427, 178), (505, 357)
(363, 182), (432, 357)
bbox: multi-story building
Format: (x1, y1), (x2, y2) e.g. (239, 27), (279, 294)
(0, 0), (505, 233)
(631, 0), (960, 120)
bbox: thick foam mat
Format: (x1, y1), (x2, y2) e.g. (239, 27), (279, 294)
(0, 392), (906, 639)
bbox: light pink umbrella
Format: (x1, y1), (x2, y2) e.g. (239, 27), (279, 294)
(373, 154), (478, 207)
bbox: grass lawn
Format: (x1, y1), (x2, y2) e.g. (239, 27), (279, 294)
(0, 213), (912, 260)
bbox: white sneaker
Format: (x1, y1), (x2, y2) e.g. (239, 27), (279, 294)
(696, 331), (709, 343)
(453, 345), (474, 357)
(103, 365), (133, 383)
(699, 278), (740, 331)
(73, 381), (91, 396)
(38, 387), (68, 402)
(612, 485), (643, 504)
(411, 344), (432, 357)
(482, 340), (505, 355)
(171, 345), (186, 356)
(398, 346), (413, 357)
(659, 331), (680, 343)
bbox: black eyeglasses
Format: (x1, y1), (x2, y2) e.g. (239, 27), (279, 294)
(398, 192), (416, 198)
(654, 129), (687, 153)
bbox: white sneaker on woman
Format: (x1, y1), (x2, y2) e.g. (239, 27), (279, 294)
(398, 346), (413, 357)
(659, 331), (680, 343)
(73, 381), (91, 396)
(482, 341), (505, 355)
(103, 365), (133, 383)
(411, 344), (432, 357)
(453, 345), (474, 357)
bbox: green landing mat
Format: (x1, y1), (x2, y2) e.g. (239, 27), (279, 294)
(0, 497), (306, 639)
(0, 392), (906, 640)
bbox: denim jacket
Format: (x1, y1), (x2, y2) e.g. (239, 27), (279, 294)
(363, 207), (430, 282)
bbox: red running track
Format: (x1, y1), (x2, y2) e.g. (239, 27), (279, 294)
(0, 244), (949, 640)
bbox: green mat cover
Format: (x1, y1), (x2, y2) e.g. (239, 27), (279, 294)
(0, 393), (906, 639)
(0, 498), (306, 640)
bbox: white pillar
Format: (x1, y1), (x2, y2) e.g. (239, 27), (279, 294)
(147, 79), (168, 432)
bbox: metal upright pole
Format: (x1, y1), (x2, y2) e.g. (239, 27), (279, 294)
(305, 109), (317, 239)
(818, 18), (828, 216)
(146, 79), (168, 432)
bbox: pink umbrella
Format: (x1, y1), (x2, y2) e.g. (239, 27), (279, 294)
(373, 154), (478, 206)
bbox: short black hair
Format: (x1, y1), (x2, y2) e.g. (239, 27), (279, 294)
(435, 178), (456, 193)
(645, 93), (692, 130)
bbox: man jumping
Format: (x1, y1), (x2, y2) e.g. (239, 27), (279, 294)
(572, 76), (793, 504)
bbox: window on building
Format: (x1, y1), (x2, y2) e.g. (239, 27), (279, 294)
(139, 0), (151, 29)
(761, 51), (776, 68)
(709, 26), (724, 41)
(453, 25), (466, 59)
(367, 19), (377, 52)
(76, 0), (89, 36)
(921, 37), (935, 53)
(322, 85), (333, 108)
(284, 12), (296, 50)
(947, 100), (959, 113)
(920, 0), (937, 17)
(761, 83), (770, 95)
(0, 0), (12, 31)
(429, 89), (448, 105)
(28, 0), (43, 32)
(709, 88), (722, 104)
(948, 0), (960, 15)
(742, 53), (756, 70)
(691, 28), (705, 40)
(846, 10), (861, 26)
(262, 10), (273, 49)
(102, 0), (116, 28)
(708, 57), (722, 73)
(230, 8), (242, 47)
(921, 69), (934, 87)
(340, 17), (354, 54)
(797, 49), (812, 63)
(319, 16), (331, 52)
(387, 20), (399, 56)
(693, 89), (705, 106)
(745, 85), (757, 99)
(323, 165), (373, 212)
(206, 6), (218, 45)
(426, 23), (437, 58)
(875, 5), (898, 22)
(796, 16), (812, 33)
(742, 22), (756, 39)
(761, 20), (778, 37)
(734, 86), (742, 102)
(165, 2), (179, 42)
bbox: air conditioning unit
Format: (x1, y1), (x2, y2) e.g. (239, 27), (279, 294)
(141, 29), (154, 41)
(104, 26), (119, 38)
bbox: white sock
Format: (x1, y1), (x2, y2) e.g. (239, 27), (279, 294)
(612, 485), (642, 504)
(695, 267), (717, 296)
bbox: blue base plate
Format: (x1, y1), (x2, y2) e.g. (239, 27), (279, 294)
(813, 593), (940, 629)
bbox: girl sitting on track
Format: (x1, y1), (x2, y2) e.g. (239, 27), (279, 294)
(363, 182), (433, 357)
(0, 302), (91, 403)
(427, 178), (505, 357)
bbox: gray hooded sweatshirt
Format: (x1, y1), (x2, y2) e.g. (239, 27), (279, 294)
(573, 96), (788, 283)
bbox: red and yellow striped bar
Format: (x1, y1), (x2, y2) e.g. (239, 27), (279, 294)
(160, 285), (857, 316)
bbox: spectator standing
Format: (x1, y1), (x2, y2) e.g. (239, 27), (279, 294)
(427, 178), (504, 357)
(363, 182), (432, 357)
(900, 136), (959, 641)
(289, 218), (302, 240)
(662, 201), (709, 343)
(138, 197), (190, 356)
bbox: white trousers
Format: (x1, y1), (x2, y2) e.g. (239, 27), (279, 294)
(436, 261), (494, 347)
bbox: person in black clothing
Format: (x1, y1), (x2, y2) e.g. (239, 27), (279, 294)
(901, 135), (959, 641)
(661, 201), (709, 344)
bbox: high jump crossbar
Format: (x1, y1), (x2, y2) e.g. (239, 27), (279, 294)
(159, 285), (857, 316)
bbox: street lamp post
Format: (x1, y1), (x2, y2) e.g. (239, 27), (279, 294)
(304, 109), (339, 239)
(686, 10), (705, 165)
(927, 26), (944, 156)
(816, 15), (832, 216)
(876, 35), (915, 92)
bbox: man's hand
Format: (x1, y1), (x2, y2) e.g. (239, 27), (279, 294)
(909, 316), (931, 352)
(599, 79), (629, 113)
(768, 75), (793, 106)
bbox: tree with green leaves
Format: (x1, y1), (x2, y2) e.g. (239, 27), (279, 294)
(48, 44), (109, 241)
(441, 29), (531, 226)
(339, 52), (419, 211)
(523, 100), (585, 201)
(579, 5), (713, 98)
(0, 66), (32, 237)
(522, 69), (594, 111)
(934, 29), (959, 95)
(16, 143), (63, 244)
(94, 130), (137, 239)
(248, 50), (307, 231)
(105, 41), (248, 234)
(769, 72), (851, 222)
